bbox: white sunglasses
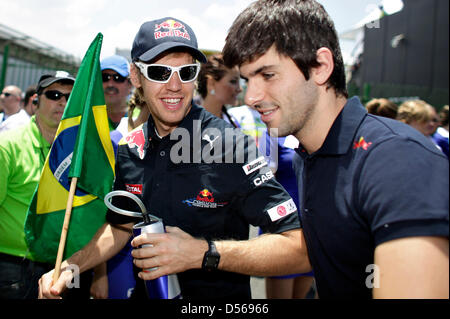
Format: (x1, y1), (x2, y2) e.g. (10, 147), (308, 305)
(134, 62), (201, 84)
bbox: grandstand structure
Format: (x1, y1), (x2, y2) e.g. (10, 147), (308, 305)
(0, 22), (81, 92)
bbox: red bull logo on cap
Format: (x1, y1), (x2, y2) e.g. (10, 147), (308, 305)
(125, 128), (147, 160)
(154, 19), (190, 40)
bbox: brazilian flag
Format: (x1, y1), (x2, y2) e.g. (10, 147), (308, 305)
(24, 33), (115, 263)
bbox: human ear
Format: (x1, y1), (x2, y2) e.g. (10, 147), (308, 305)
(206, 76), (216, 95)
(129, 64), (142, 88)
(312, 47), (334, 86)
(32, 93), (39, 106)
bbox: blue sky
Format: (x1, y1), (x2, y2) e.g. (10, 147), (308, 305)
(0, 0), (403, 63)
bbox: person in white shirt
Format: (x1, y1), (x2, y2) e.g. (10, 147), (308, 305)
(0, 85), (30, 133)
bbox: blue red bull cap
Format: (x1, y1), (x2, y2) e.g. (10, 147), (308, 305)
(131, 17), (207, 63)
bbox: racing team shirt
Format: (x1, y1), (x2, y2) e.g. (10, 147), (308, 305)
(107, 103), (300, 299)
(294, 97), (449, 299)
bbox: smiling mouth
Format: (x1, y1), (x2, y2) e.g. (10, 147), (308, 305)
(255, 105), (277, 115)
(261, 109), (275, 116)
(161, 97), (184, 110)
(252, 105), (278, 123)
(163, 98), (181, 104)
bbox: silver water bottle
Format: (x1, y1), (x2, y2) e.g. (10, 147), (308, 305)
(105, 191), (182, 299)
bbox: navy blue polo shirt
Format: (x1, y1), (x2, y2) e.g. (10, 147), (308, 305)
(294, 97), (449, 299)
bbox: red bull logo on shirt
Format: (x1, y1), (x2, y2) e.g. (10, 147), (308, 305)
(197, 189), (214, 202)
(154, 19), (190, 40)
(125, 127), (147, 160)
(353, 137), (372, 151)
(182, 188), (228, 209)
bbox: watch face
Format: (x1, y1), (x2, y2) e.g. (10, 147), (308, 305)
(203, 240), (220, 270)
(206, 255), (219, 267)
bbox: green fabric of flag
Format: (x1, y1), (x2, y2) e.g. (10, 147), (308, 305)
(24, 33), (116, 263)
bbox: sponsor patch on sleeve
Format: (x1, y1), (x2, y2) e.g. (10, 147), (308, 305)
(267, 198), (297, 222)
(242, 156), (267, 175)
(253, 170), (274, 186)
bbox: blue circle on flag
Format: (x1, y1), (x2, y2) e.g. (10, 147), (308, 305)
(48, 125), (87, 196)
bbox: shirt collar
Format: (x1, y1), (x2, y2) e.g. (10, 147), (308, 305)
(296, 97), (367, 157)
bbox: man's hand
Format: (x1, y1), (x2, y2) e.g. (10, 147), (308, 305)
(131, 227), (310, 280)
(38, 268), (73, 299)
(90, 263), (109, 299)
(131, 226), (207, 280)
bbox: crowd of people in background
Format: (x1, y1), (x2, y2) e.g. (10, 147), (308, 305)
(365, 97), (449, 158)
(0, 0), (448, 301)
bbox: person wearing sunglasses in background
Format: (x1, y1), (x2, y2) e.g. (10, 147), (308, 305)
(0, 71), (75, 299)
(100, 55), (134, 132)
(0, 85), (30, 134)
(39, 17), (308, 300)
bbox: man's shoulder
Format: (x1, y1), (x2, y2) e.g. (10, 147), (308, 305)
(358, 114), (444, 157)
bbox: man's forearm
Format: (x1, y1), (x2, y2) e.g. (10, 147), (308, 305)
(61, 222), (133, 273)
(215, 229), (311, 277)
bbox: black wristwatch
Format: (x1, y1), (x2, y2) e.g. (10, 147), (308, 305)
(202, 240), (220, 271)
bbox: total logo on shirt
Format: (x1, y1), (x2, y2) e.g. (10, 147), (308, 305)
(125, 183), (143, 194)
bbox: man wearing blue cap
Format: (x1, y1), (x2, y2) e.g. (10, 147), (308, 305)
(100, 55), (133, 131)
(39, 17), (307, 299)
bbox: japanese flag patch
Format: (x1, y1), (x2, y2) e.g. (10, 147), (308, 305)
(267, 198), (297, 222)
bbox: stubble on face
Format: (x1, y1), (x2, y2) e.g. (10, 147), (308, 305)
(240, 46), (319, 139)
(279, 77), (319, 138)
